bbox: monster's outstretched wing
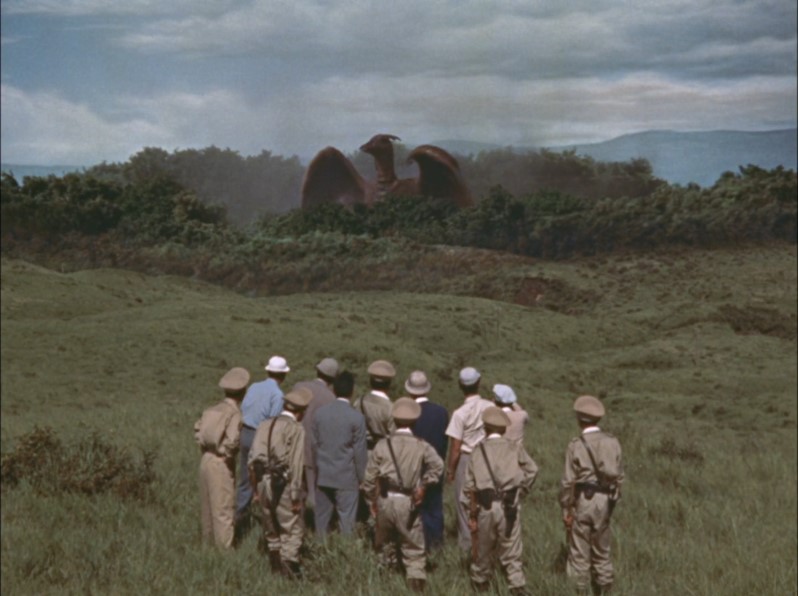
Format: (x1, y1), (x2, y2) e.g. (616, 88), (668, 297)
(407, 145), (473, 208)
(301, 146), (371, 208)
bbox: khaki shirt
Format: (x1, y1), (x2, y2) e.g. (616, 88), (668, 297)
(445, 395), (494, 453)
(463, 435), (538, 497)
(501, 405), (529, 445)
(248, 412), (306, 501)
(559, 428), (624, 509)
(361, 430), (444, 499)
(194, 397), (241, 460)
(354, 391), (395, 448)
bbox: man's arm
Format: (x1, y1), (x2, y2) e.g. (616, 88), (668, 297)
(353, 417), (368, 483)
(447, 437), (462, 483)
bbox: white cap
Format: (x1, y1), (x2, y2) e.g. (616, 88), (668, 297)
(492, 384), (517, 404)
(459, 367), (481, 385)
(265, 355), (290, 373)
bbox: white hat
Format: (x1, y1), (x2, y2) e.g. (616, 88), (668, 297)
(492, 384), (517, 405)
(265, 355), (290, 373)
(405, 370), (431, 396)
(316, 357), (339, 378)
(459, 367), (481, 386)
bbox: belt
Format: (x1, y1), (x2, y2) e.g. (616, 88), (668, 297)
(387, 491), (411, 499)
(575, 482), (612, 494)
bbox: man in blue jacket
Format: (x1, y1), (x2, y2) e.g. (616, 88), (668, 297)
(311, 370), (368, 538)
(406, 370), (449, 551)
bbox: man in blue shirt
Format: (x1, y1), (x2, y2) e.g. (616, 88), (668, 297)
(234, 355), (290, 540)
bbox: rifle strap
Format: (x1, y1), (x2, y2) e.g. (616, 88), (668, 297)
(478, 442), (499, 492)
(386, 437), (405, 491)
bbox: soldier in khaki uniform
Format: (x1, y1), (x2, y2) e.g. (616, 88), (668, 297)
(362, 397), (444, 593)
(559, 395), (624, 595)
(248, 387), (313, 579)
(354, 360), (397, 451)
(462, 407), (538, 595)
(194, 366), (250, 549)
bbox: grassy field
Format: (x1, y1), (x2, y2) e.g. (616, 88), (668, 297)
(1, 243), (796, 595)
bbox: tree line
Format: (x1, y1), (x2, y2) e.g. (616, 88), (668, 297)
(1, 148), (795, 263)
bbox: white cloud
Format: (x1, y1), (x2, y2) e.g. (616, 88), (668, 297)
(2, 70), (794, 166)
(1, 0), (237, 17)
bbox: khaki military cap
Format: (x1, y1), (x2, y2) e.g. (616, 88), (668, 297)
(392, 397), (421, 422)
(573, 395), (605, 421)
(219, 367), (250, 391)
(284, 387), (314, 410)
(316, 357), (339, 378)
(405, 370), (431, 396)
(482, 406), (510, 429)
(368, 360), (396, 379)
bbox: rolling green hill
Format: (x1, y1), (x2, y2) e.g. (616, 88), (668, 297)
(1, 244), (796, 595)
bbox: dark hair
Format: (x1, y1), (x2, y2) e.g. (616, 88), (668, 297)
(370, 376), (392, 391)
(459, 381), (480, 395)
(334, 371), (355, 398)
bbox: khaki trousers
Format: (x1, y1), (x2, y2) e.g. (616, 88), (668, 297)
(199, 452), (235, 549)
(567, 492), (614, 589)
(375, 494), (426, 580)
(454, 452), (472, 552)
(471, 501), (525, 588)
(258, 476), (304, 563)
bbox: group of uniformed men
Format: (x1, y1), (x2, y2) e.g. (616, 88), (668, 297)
(195, 355), (624, 595)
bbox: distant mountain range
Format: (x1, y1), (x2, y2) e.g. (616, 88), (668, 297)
(3, 129), (796, 188)
(432, 128), (797, 187)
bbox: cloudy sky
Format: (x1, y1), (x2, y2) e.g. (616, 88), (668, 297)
(1, 0), (796, 166)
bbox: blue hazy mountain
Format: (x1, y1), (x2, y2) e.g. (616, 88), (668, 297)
(433, 128), (797, 187)
(1, 164), (86, 180)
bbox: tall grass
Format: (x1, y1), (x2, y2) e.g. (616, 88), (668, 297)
(1, 245), (796, 595)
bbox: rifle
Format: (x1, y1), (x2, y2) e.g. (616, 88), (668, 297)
(469, 491), (479, 563)
(265, 417), (285, 536)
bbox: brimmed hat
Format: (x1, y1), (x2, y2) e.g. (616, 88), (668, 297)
(316, 357), (339, 378)
(368, 360), (396, 379)
(492, 384), (517, 405)
(459, 367), (481, 386)
(265, 355), (290, 373)
(219, 367), (250, 391)
(405, 370), (431, 396)
(284, 387), (313, 410)
(482, 406), (510, 429)
(392, 397), (421, 422)
(573, 395), (605, 421)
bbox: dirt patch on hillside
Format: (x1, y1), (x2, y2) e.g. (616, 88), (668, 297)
(716, 305), (797, 340)
(513, 276), (600, 315)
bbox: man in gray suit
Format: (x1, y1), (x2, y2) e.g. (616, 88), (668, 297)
(293, 357), (339, 509)
(311, 371), (368, 538)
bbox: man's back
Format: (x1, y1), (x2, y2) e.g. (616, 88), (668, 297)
(413, 400), (449, 461)
(294, 379), (336, 463)
(312, 400), (367, 490)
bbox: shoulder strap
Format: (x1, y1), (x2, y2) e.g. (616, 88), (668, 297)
(267, 417), (279, 469)
(579, 435), (603, 483)
(478, 441), (499, 490)
(386, 437), (405, 490)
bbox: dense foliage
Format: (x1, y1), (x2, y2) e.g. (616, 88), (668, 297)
(2, 152), (795, 266)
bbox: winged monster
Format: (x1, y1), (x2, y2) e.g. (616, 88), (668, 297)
(300, 134), (473, 209)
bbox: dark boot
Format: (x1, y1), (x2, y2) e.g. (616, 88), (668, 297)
(598, 584), (613, 595)
(472, 581), (490, 592)
(268, 550), (282, 573)
(408, 578), (426, 593)
(510, 587), (532, 596)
